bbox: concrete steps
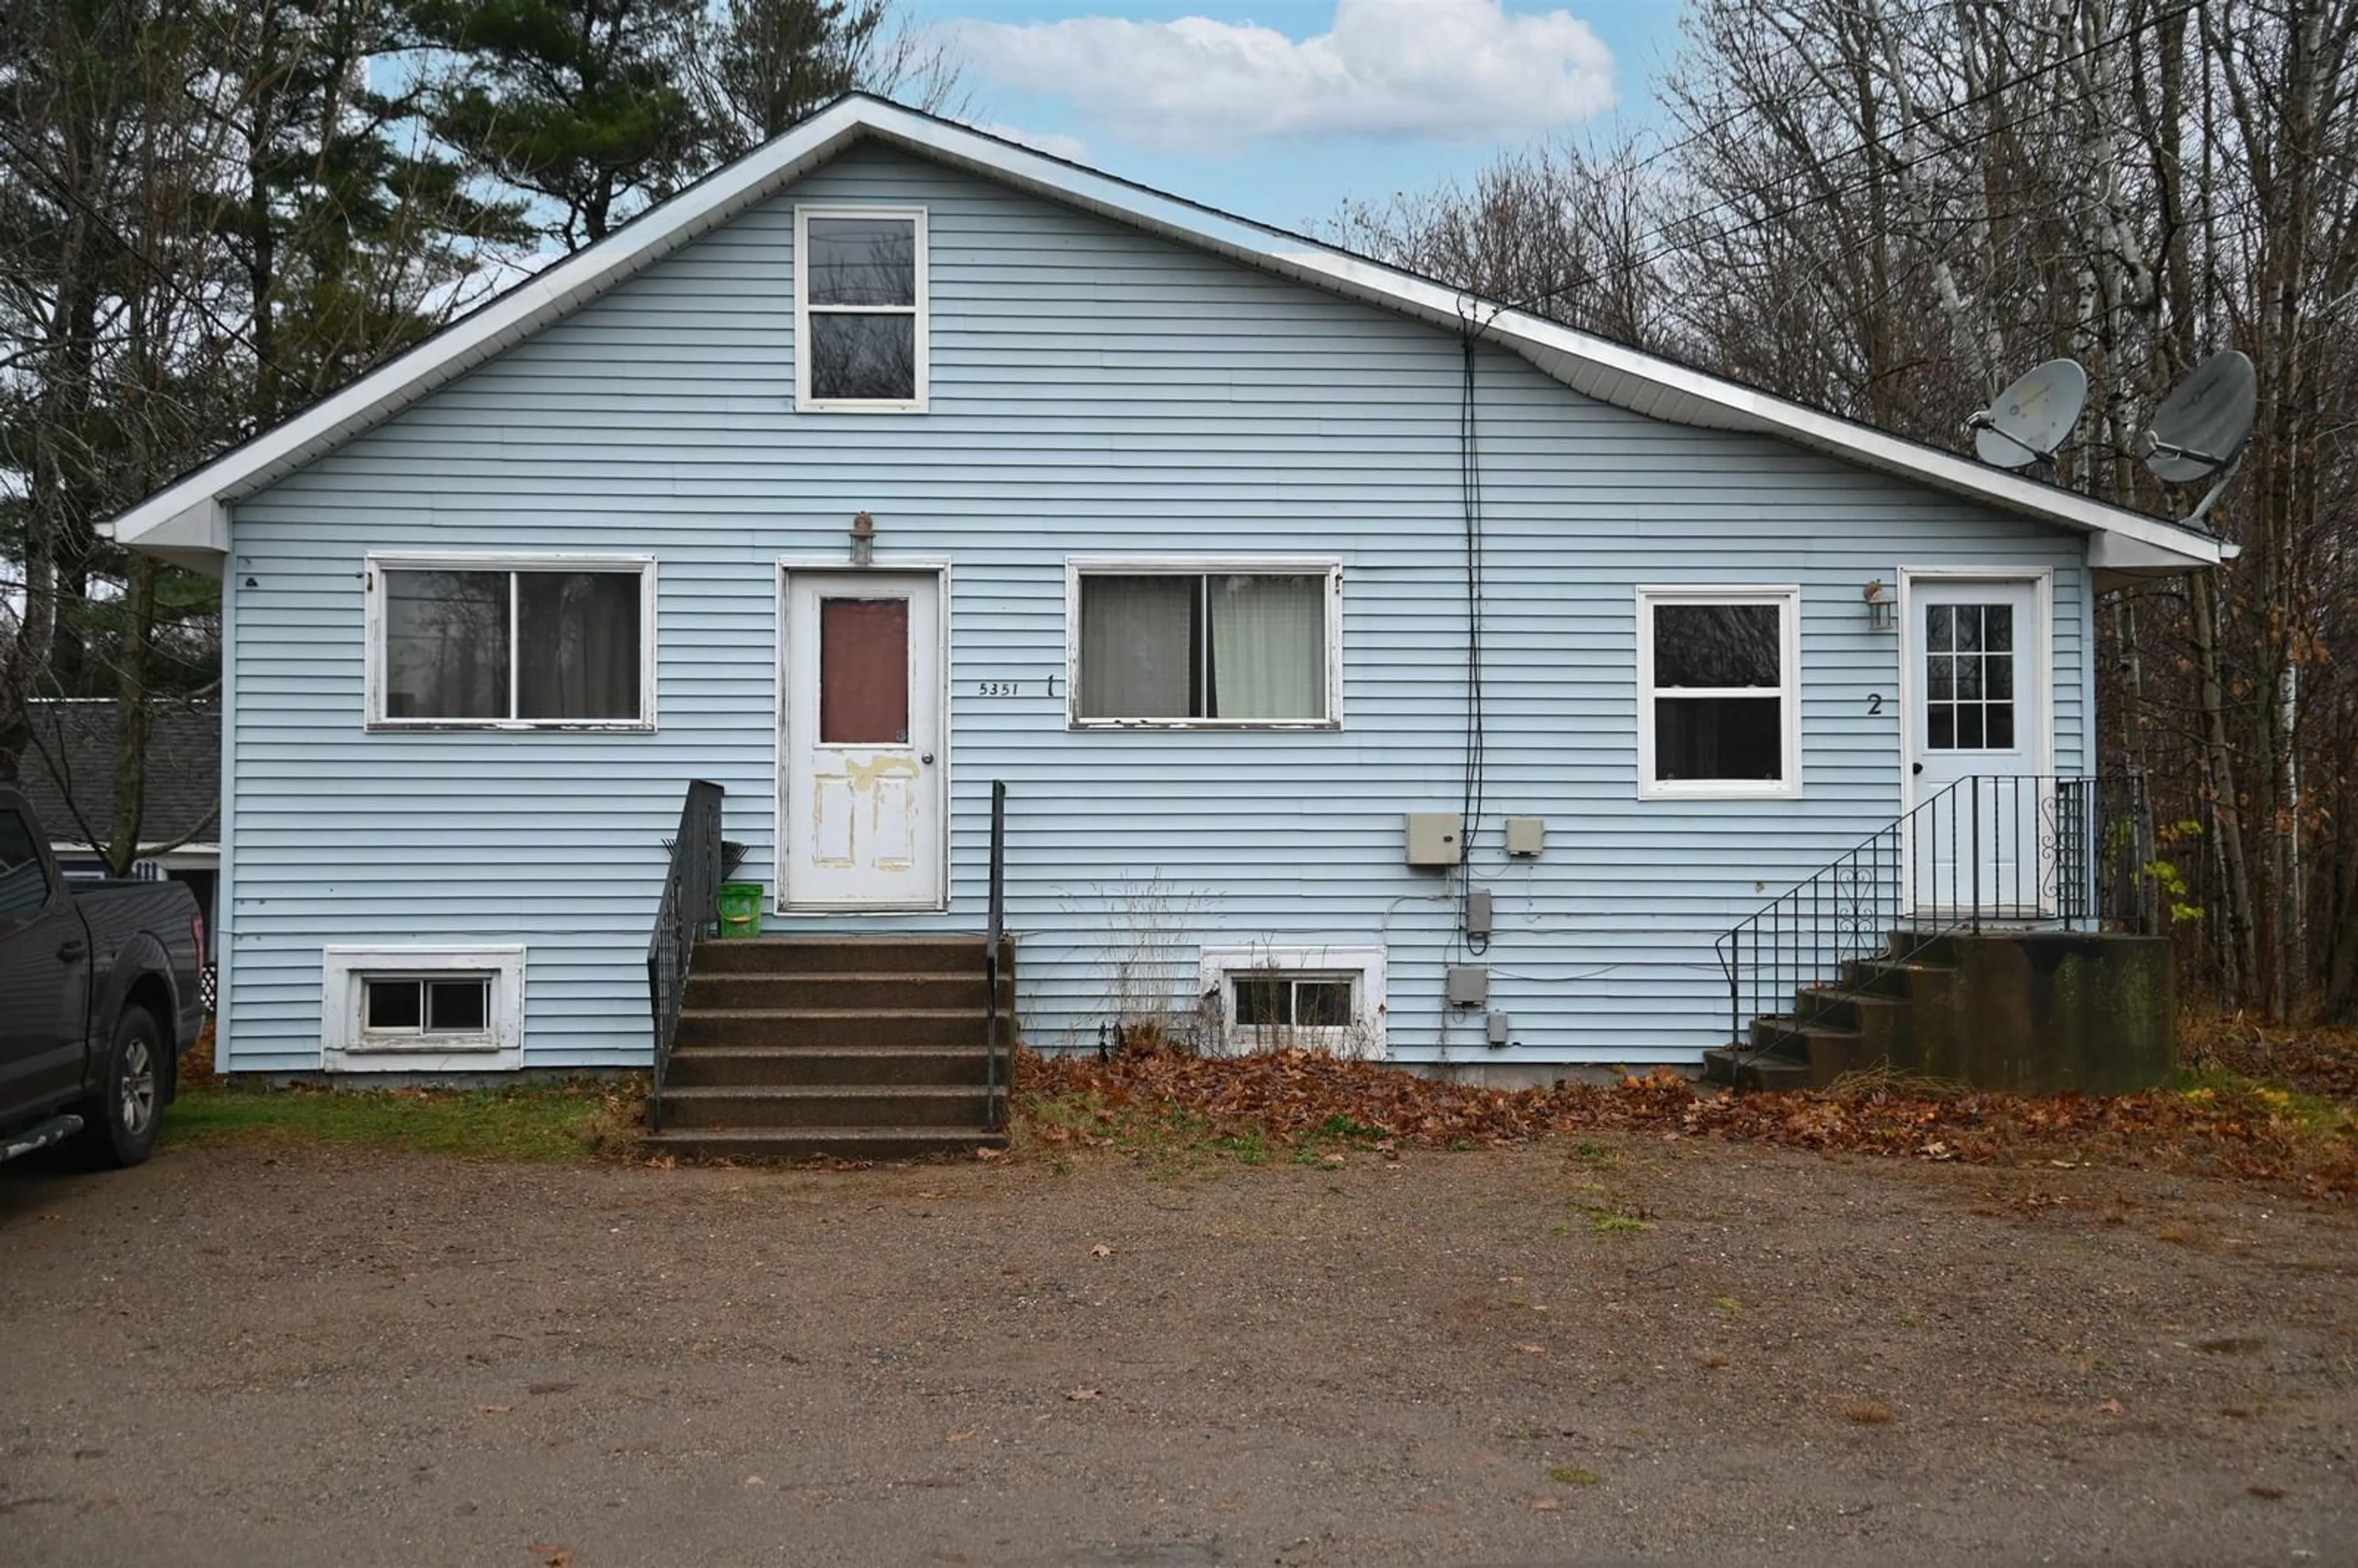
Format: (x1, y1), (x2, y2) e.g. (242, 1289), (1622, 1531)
(1708, 930), (1951, 1092)
(648, 934), (1012, 1159)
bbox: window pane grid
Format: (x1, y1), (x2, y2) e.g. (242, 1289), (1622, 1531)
(1924, 602), (2017, 752)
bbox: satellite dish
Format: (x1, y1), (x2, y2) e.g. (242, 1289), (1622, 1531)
(2144, 350), (2258, 483)
(1970, 359), (2088, 467)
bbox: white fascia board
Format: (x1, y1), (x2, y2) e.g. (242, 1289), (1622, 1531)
(103, 95), (2228, 576)
(2090, 530), (2219, 572)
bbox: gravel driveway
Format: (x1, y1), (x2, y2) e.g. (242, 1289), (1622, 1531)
(2, 1136), (2353, 1566)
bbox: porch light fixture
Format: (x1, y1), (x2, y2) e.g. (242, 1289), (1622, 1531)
(850, 510), (875, 565)
(1864, 578), (1896, 631)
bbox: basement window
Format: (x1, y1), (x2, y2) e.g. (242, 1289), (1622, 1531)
(1069, 561), (1341, 726)
(1199, 944), (1387, 1059)
(322, 945), (526, 1070)
(1635, 586), (1801, 799)
(796, 206), (927, 410)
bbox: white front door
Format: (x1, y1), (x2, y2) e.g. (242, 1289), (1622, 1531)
(782, 570), (944, 910)
(1906, 576), (2049, 918)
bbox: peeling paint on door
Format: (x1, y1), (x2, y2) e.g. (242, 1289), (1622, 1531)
(783, 570), (943, 908)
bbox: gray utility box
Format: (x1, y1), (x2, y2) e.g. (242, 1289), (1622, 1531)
(1406, 812), (1464, 867)
(1446, 966), (1488, 1007)
(1505, 817), (1545, 857)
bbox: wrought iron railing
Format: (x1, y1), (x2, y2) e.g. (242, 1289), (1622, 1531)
(1714, 774), (2151, 1054)
(647, 780), (725, 1134)
(984, 779), (1008, 1131)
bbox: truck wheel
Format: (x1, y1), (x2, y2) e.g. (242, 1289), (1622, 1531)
(78, 1006), (166, 1169)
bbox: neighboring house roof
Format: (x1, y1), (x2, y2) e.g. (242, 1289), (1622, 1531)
(99, 95), (2228, 578)
(18, 699), (222, 853)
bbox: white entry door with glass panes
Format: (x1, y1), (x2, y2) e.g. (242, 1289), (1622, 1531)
(1906, 576), (2049, 918)
(782, 570), (943, 910)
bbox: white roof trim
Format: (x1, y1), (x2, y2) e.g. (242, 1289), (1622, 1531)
(101, 95), (2227, 573)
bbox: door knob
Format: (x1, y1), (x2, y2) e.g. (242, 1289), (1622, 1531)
(1912, 762), (1924, 775)
(920, 753), (935, 765)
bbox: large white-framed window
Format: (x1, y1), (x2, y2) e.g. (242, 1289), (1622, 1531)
(365, 554), (657, 731)
(1066, 558), (1343, 729)
(321, 945), (526, 1072)
(1635, 584), (1802, 799)
(794, 204), (928, 411)
(1197, 943), (1387, 1060)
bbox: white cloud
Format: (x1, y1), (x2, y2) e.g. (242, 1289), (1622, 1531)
(975, 121), (1092, 164)
(954, 0), (1616, 152)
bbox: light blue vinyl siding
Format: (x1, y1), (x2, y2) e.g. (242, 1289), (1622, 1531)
(221, 141), (2091, 1071)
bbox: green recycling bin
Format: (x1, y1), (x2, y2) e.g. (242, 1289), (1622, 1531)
(717, 882), (765, 939)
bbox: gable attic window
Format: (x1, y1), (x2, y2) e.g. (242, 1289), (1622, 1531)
(1068, 560), (1342, 728)
(795, 206), (927, 410)
(367, 555), (656, 729)
(1635, 586), (1801, 799)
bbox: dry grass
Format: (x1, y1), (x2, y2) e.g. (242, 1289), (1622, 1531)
(1840, 1399), (1895, 1425)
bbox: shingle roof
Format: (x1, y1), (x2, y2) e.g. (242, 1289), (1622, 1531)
(17, 699), (222, 850)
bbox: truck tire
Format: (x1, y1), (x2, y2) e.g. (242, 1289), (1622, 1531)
(77, 1005), (166, 1169)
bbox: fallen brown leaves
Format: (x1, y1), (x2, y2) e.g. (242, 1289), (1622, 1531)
(1014, 1042), (2358, 1198)
(2183, 1012), (2358, 1103)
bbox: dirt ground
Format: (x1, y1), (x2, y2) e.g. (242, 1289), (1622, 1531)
(2, 1135), (2354, 1567)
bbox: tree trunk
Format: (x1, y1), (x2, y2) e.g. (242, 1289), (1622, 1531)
(2189, 568), (2260, 1002)
(105, 559), (160, 880)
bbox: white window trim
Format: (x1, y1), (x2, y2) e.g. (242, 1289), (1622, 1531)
(794, 204), (929, 413)
(1197, 942), (1387, 1059)
(364, 552), (659, 732)
(321, 944), (526, 1072)
(1064, 556), (1345, 730)
(1635, 584), (1803, 801)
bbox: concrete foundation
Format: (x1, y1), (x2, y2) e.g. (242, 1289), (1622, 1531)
(1901, 930), (2176, 1094)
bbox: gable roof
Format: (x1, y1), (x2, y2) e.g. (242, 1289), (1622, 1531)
(101, 95), (2227, 578)
(18, 699), (222, 852)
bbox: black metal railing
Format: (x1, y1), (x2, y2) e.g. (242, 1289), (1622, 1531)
(1714, 774), (2150, 1052)
(647, 780), (725, 1134)
(984, 779), (1008, 1131)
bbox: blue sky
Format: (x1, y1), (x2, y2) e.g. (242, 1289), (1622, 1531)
(908, 0), (1689, 231)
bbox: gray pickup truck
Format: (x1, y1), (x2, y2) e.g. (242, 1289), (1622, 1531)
(1, 780), (207, 1168)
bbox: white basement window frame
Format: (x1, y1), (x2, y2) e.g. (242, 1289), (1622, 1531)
(321, 945), (527, 1073)
(1197, 943), (1387, 1060)
(1635, 584), (1802, 800)
(794, 204), (928, 412)
(1065, 557), (1345, 729)
(364, 553), (658, 731)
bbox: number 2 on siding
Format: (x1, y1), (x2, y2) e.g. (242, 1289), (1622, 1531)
(1867, 693), (1884, 715)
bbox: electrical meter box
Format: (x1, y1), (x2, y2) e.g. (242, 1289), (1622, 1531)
(1446, 966), (1489, 1007)
(1406, 812), (1463, 867)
